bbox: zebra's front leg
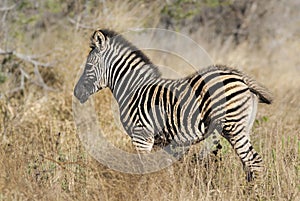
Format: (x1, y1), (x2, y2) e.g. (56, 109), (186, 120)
(132, 134), (154, 154)
(131, 133), (155, 173)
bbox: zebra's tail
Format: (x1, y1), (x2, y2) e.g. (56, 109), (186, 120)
(243, 76), (273, 104)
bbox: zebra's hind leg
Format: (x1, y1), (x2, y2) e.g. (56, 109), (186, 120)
(223, 122), (263, 181)
(222, 93), (264, 181)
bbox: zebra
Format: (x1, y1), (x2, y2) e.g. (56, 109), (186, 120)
(74, 29), (272, 181)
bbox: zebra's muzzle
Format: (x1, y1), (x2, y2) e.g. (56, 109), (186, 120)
(74, 82), (90, 104)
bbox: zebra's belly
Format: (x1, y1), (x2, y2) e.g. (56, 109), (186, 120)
(152, 120), (208, 148)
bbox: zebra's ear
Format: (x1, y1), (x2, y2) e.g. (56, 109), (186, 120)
(91, 30), (107, 51)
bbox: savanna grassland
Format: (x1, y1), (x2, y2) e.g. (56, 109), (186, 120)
(0, 0), (299, 200)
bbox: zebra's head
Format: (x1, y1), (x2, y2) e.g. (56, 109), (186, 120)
(74, 30), (109, 103)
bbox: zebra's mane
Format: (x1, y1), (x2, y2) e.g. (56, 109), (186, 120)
(98, 29), (161, 77)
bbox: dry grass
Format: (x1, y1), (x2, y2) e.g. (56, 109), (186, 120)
(0, 1), (299, 200)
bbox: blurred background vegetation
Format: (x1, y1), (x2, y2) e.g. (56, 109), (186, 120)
(0, 0), (299, 200)
(0, 0), (299, 93)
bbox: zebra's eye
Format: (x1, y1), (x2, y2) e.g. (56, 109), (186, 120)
(89, 46), (100, 55)
(89, 46), (95, 53)
(89, 43), (98, 53)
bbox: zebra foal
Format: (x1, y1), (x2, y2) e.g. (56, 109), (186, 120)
(74, 29), (272, 181)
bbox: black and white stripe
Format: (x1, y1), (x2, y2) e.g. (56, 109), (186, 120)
(74, 29), (272, 181)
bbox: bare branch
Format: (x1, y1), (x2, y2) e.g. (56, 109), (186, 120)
(28, 49), (61, 59)
(20, 67), (30, 79)
(4, 68), (29, 96)
(0, 47), (56, 94)
(0, 48), (53, 67)
(0, 4), (16, 12)
(33, 63), (55, 91)
(0, 48), (13, 55)
(14, 52), (53, 68)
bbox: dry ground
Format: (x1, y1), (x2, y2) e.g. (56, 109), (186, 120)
(0, 1), (299, 200)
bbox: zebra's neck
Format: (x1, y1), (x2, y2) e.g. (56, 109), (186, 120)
(109, 63), (160, 101)
(105, 41), (161, 106)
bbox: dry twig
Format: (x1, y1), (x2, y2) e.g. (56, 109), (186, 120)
(0, 4), (16, 12)
(0, 47), (56, 95)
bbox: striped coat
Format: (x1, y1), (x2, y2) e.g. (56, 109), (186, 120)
(74, 29), (272, 181)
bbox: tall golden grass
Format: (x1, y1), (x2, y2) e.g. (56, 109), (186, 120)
(0, 1), (299, 200)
